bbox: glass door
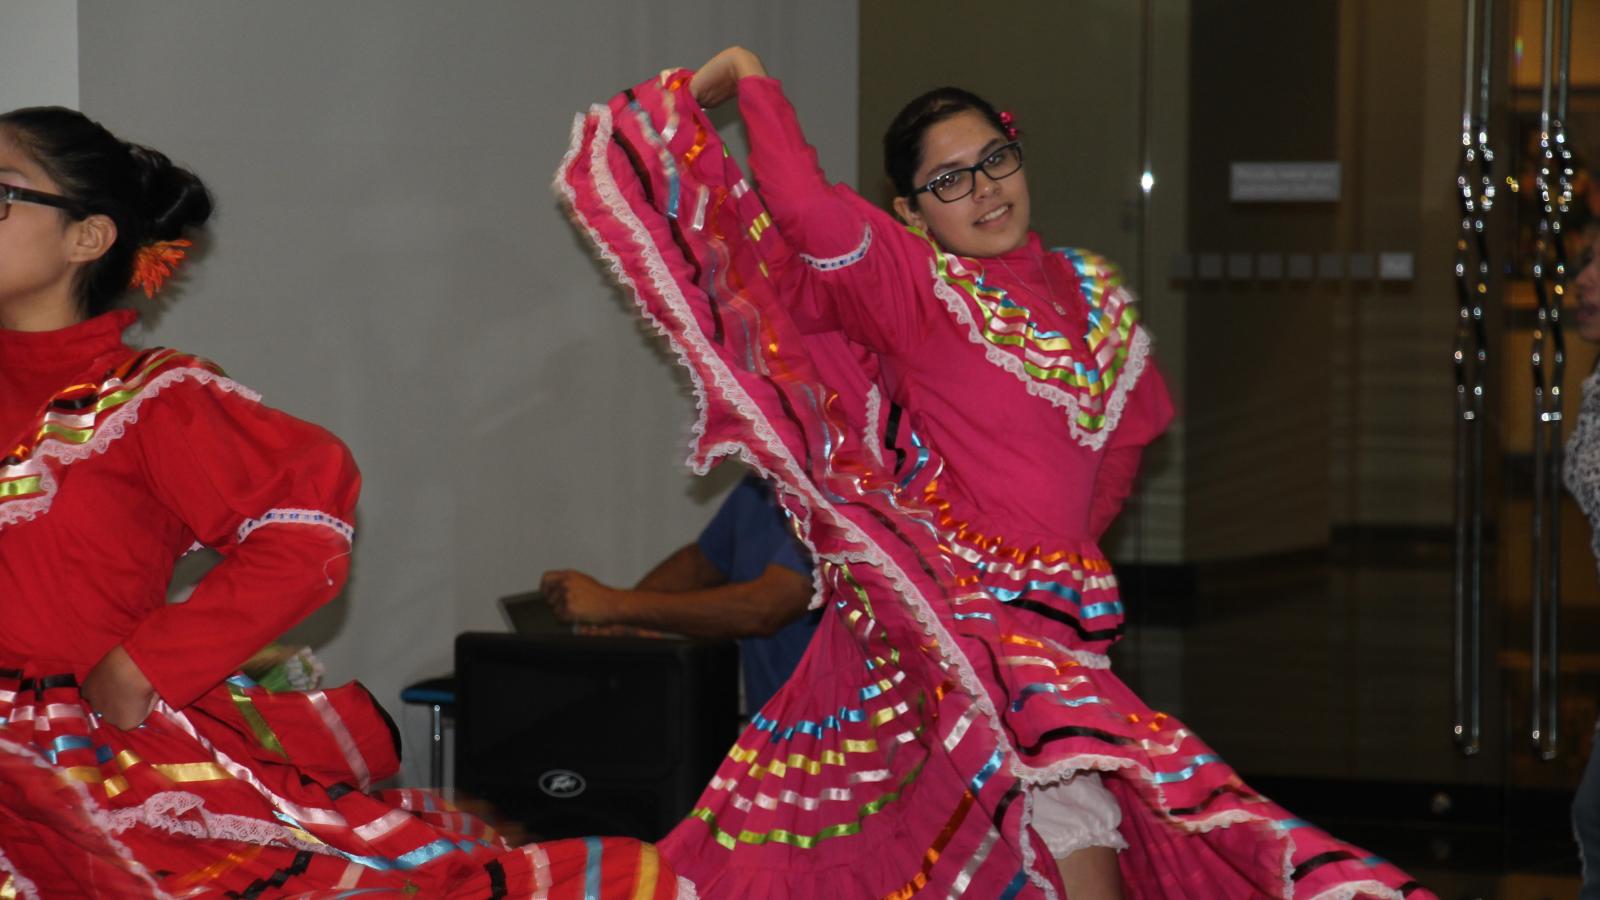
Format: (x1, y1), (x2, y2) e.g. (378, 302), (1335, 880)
(861, 0), (1598, 894)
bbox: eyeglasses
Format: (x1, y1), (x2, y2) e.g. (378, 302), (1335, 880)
(0, 182), (87, 222)
(910, 142), (1024, 203)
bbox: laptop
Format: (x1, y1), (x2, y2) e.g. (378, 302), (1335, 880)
(498, 590), (571, 636)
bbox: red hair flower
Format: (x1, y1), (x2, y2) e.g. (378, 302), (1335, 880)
(129, 239), (192, 298)
(999, 110), (1020, 140)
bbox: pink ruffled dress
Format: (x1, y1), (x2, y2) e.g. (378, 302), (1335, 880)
(558, 71), (1429, 899)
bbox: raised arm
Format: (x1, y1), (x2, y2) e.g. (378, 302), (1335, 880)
(689, 47), (934, 354)
(691, 48), (863, 263)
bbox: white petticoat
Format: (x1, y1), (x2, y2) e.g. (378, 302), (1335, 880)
(1030, 772), (1128, 857)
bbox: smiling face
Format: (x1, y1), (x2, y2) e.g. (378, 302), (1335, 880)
(1576, 237), (1600, 344)
(892, 110), (1031, 258)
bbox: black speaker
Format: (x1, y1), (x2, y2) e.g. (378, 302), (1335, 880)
(453, 632), (740, 842)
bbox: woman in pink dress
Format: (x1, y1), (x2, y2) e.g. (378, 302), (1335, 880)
(559, 47), (1427, 898)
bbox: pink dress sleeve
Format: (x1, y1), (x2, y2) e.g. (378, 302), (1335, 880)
(120, 382), (360, 709)
(738, 76), (934, 356)
(1087, 360), (1175, 538)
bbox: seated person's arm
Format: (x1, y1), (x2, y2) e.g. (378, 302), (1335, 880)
(632, 542), (729, 592)
(542, 550), (812, 640)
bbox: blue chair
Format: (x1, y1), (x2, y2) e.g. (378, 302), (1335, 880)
(399, 675), (456, 788)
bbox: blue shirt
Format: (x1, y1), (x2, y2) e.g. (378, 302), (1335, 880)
(697, 475), (818, 713)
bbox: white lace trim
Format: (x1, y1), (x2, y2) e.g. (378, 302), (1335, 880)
(807, 563), (829, 613)
(0, 469), (57, 532)
(235, 508), (355, 546)
(101, 790), (335, 856)
(1017, 788), (1061, 900)
(800, 224), (872, 271)
(930, 272), (1150, 452)
(1013, 751), (1137, 786)
(0, 734), (169, 898)
(1283, 828), (1300, 899)
(1304, 881), (1406, 900)
(862, 384), (885, 468)
(557, 99), (1014, 758)
(0, 367), (261, 532)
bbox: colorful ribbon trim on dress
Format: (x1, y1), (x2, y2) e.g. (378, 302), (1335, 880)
(918, 231), (1139, 433)
(1, 349), (226, 467)
(0, 348), (256, 527)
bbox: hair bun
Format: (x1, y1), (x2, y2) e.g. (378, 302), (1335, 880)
(126, 142), (213, 243)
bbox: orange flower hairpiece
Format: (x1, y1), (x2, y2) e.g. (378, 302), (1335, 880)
(129, 239), (192, 298)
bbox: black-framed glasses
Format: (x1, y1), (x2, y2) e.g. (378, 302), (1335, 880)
(910, 142), (1024, 203)
(0, 182), (87, 222)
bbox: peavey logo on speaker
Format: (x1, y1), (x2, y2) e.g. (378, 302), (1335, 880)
(538, 769), (587, 799)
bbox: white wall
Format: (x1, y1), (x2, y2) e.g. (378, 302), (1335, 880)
(74, 0), (857, 786)
(1, 0), (77, 110)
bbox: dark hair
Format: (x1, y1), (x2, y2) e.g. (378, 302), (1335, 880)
(0, 107), (212, 316)
(882, 87), (1007, 198)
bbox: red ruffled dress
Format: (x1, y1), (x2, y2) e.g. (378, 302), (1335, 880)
(558, 72), (1431, 898)
(0, 311), (684, 898)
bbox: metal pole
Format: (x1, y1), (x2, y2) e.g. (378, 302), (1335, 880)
(1453, 0), (1492, 757)
(431, 702), (445, 788)
(1531, 0), (1569, 761)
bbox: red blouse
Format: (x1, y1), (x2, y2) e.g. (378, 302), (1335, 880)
(0, 311), (359, 709)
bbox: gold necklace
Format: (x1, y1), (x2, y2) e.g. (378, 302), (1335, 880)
(993, 255), (1071, 316)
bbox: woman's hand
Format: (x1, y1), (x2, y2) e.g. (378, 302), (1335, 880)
(689, 46), (768, 108)
(82, 644), (157, 729)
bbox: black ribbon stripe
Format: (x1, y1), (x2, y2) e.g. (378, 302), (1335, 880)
(233, 850), (312, 899)
(1005, 599), (1122, 643)
(19, 674), (77, 698)
(1166, 783), (1263, 819)
(884, 402), (909, 473)
(969, 631), (1024, 748)
(614, 92), (655, 204)
(1021, 725), (1137, 757)
(48, 391), (97, 412)
(1289, 850), (1359, 883)
(485, 859), (508, 900)
(991, 785), (1022, 832)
